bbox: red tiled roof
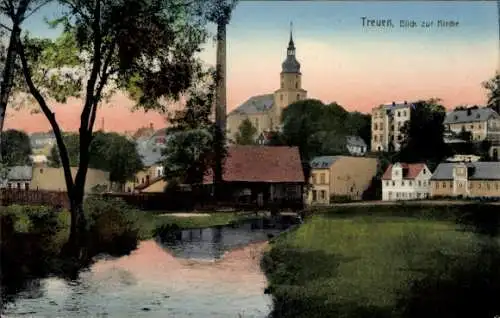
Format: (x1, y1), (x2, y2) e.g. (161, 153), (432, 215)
(204, 145), (304, 183)
(382, 163), (426, 180)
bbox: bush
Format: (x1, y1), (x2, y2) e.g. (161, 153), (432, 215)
(84, 196), (141, 257)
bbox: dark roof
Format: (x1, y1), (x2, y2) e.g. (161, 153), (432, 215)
(382, 163), (427, 180)
(230, 94), (274, 115)
(310, 156), (342, 169)
(5, 166), (32, 181)
(204, 146), (304, 183)
(431, 162), (500, 180)
(443, 108), (499, 125)
(282, 55), (301, 73)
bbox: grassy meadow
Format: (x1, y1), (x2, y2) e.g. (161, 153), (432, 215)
(261, 204), (500, 318)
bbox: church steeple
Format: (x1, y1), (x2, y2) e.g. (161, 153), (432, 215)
(282, 22), (300, 74)
(287, 22), (295, 55)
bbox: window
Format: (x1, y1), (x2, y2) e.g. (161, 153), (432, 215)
(141, 177), (145, 184)
(312, 174), (317, 184)
(397, 111), (400, 117)
(295, 82), (298, 89)
(487, 183), (490, 190)
(320, 173), (325, 184)
(402, 181), (405, 186)
(281, 80), (284, 88)
(39, 168), (43, 174)
(320, 190), (326, 200)
(442, 182), (446, 188)
(435, 183), (439, 189)
(17, 183), (21, 189)
(392, 181), (395, 186)
(374, 123), (378, 130)
(374, 135), (378, 142)
(385, 181), (389, 186)
(157, 169), (162, 177)
(312, 190), (317, 201)
(409, 181), (413, 186)
(146, 175), (150, 184)
(280, 94), (283, 101)
(403, 111), (407, 116)
(418, 180), (422, 186)
(25, 183), (29, 190)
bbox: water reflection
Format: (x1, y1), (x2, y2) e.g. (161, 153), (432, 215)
(1, 217), (294, 317)
(164, 220), (284, 260)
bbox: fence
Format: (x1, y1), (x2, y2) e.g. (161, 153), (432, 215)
(0, 189), (70, 209)
(0, 189), (304, 212)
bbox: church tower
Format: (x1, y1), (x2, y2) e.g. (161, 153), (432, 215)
(274, 23), (307, 122)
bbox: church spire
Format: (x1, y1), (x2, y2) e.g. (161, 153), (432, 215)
(288, 21), (295, 53)
(282, 22), (300, 73)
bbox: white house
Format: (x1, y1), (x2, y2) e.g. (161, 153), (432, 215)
(381, 162), (432, 201)
(345, 136), (367, 156)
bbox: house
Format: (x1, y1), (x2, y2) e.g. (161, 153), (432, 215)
(0, 166), (32, 190)
(443, 107), (500, 143)
(30, 167), (110, 193)
(204, 145), (305, 205)
(430, 162), (500, 198)
(307, 156), (378, 205)
(445, 154), (481, 163)
(371, 101), (414, 152)
(29, 154), (49, 166)
(381, 162), (432, 201)
(256, 131), (273, 145)
(345, 136), (367, 156)
(125, 128), (168, 193)
(29, 132), (56, 149)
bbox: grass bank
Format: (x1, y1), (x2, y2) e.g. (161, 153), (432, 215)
(138, 211), (263, 240)
(261, 204), (500, 318)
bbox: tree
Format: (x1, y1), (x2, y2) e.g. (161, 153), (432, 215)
(281, 99), (360, 161)
(10, 0), (210, 259)
(0, 129), (31, 165)
(397, 98), (452, 169)
(162, 69), (221, 186)
(0, 0), (51, 162)
(483, 73), (500, 114)
(235, 118), (257, 145)
(49, 132), (144, 190)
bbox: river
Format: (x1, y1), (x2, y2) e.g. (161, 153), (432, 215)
(2, 218), (292, 317)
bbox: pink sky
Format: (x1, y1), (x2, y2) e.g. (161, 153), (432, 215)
(5, 37), (497, 134)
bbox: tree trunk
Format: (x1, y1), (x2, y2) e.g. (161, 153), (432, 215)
(0, 0), (30, 162)
(213, 21), (227, 201)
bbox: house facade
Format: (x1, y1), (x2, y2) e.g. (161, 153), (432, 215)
(371, 101), (413, 152)
(307, 156), (378, 204)
(0, 166), (32, 190)
(381, 163), (432, 201)
(430, 162), (500, 198)
(204, 145), (305, 206)
(346, 136), (367, 156)
(30, 167), (110, 193)
(443, 107), (500, 143)
(126, 128), (168, 192)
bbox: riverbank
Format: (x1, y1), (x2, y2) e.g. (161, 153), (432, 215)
(261, 203), (500, 318)
(137, 211), (265, 239)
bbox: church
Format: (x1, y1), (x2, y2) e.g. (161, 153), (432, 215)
(226, 27), (308, 142)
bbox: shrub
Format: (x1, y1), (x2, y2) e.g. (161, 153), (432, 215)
(84, 196), (141, 257)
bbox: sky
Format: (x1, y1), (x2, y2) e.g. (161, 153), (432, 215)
(3, 0), (500, 133)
